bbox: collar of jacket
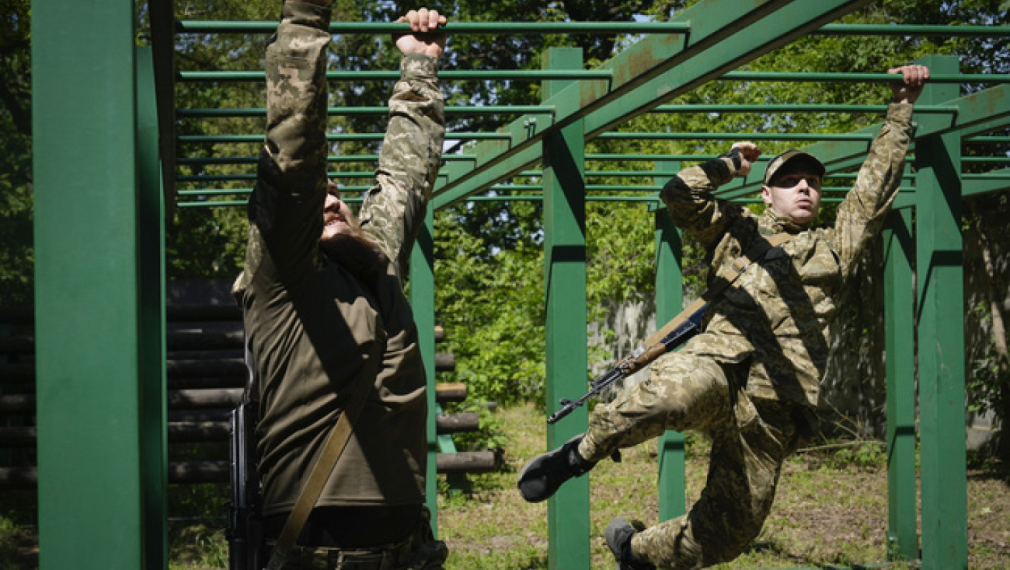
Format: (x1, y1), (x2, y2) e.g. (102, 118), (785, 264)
(762, 207), (808, 234)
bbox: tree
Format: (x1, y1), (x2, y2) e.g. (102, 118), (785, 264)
(0, 0), (32, 307)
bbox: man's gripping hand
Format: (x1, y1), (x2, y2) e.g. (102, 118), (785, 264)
(395, 8), (447, 59)
(729, 141), (761, 177)
(887, 65), (929, 105)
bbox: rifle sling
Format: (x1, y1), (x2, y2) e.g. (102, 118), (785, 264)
(643, 232), (793, 348)
(266, 326), (387, 570)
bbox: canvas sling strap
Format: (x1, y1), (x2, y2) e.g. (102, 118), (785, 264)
(641, 231), (793, 349)
(266, 324), (388, 570)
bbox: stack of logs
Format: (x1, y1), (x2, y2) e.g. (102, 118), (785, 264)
(0, 305), (496, 489)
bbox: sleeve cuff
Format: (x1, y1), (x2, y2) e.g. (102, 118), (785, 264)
(282, 1), (332, 29)
(400, 53), (439, 82)
(886, 102), (914, 125)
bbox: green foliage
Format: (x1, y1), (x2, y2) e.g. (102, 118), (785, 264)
(168, 522), (229, 570)
(434, 205), (547, 405)
(967, 300), (1010, 420)
(443, 400), (509, 453)
(0, 0), (31, 308)
(0, 123), (32, 306)
(826, 441), (888, 470)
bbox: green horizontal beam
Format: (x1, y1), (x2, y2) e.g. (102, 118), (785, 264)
(177, 170), (384, 182)
(179, 69), (612, 82)
(962, 169), (1010, 197)
(177, 132), (510, 143)
(964, 157), (1010, 163)
(816, 23), (1010, 36)
(967, 136), (1010, 144)
(175, 20), (1008, 38)
(176, 153), (476, 166)
(176, 20), (692, 35)
(649, 103), (957, 114)
(432, 0), (875, 207)
(179, 70), (1007, 84)
(721, 71), (1006, 83)
(715, 83), (1010, 200)
(177, 187), (371, 196)
(597, 131), (874, 141)
(177, 103), (962, 119)
(177, 105), (555, 118)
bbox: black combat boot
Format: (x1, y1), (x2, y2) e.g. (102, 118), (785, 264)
(517, 434), (596, 502)
(605, 518), (656, 570)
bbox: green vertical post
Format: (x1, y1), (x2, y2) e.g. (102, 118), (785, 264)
(33, 1), (148, 568)
(542, 46), (590, 570)
(136, 45), (169, 570)
(410, 207), (439, 533)
(913, 54), (967, 570)
(883, 206), (917, 562)
(652, 159), (686, 521)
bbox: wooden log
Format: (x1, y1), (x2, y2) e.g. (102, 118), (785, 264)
(0, 467), (37, 489)
(0, 426), (34, 447)
(167, 329), (244, 351)
(0, 394), (33, 413)
(167, 358), (247, 378)
(436, 451), (497, 474)
(167, 461), (229, 484)
(167, 388), (243, 409)
(434, 352), (455, 372)
(435, 412), (479, 434)
(435, 382), (467, 403)
(0, 449), (500, 489)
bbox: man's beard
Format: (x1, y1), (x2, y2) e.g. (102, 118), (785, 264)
(319, 231), (388, 287)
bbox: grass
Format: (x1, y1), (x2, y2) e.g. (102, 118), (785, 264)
(437, 403), (1009, 570)
(1, 402), (1008, 569)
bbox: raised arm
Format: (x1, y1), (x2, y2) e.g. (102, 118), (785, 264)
(659, 146), (752, 248)
(358, 8), (447, 285)
(831, 64), (928, 275)
(243, 0), (332, 285)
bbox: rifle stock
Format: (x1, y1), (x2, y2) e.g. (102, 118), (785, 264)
(546, 303), (707, 425)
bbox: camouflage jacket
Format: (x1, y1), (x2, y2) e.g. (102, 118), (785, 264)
(662, 104), (914, 407)
(232, 0), (445, 515)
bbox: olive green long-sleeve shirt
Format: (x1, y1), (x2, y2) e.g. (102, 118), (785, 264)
(233, 0), (445, 515)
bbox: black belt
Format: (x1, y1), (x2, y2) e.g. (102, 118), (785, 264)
(263, 505), (421, 548)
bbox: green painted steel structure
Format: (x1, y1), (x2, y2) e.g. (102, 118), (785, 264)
(541, 46), (592, 570)
(651, 159), (687, 522)
(28, 0), (1010, 568)
(33, 2), (167, 569)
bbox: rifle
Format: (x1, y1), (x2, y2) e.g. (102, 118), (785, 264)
(547, 300), (708, 424)
(228, 345), (263, 570)
(546, 232), (796, 425)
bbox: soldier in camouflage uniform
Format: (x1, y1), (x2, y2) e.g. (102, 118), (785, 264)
(232, 2), (449, 568)
(518, 65), (930, 569)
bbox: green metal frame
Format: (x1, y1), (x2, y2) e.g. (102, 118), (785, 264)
(30, 0), (1010, 567)
(33, 2), (167, 569)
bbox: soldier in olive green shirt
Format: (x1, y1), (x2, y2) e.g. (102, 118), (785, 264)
(519, 65), (930, 570)
(233, 2), (448, 568)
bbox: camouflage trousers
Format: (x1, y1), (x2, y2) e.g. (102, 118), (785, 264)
(265, 508), (448, 570)
(579, 352), (804, 570)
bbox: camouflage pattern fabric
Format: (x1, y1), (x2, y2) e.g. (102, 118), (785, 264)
(359, 54), (445, 285)
(579, 104), (915, 569)
(662, 103), (914, 409)
(268, 509), (449, 570)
